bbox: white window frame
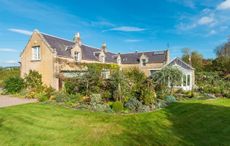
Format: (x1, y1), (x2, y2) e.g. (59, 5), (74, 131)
(141, 59), (147, 66)
(100, 55), (105, 63)
(74, 51), (81, 62)
(32, 46), (41, 61)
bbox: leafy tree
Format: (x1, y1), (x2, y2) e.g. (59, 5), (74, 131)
(191, 51), (203, 71)
(182, 48), (203, 71)
(212, 56), (230, 74)
(215, 41), (230, 57)
(152, 66), (182, 95)
(182, 48), (190, 64)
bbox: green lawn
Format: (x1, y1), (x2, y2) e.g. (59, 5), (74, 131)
(0, 99), (230, 146)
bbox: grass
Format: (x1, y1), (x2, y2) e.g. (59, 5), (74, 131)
(0, 99), (229, 146)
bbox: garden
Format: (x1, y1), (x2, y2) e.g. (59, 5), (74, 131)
(2, 63), (228, 114)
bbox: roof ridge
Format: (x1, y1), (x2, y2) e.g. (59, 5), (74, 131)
(40, 32), (108, 52)
(41, 32), (74, 43)
(120, 50), (167, 55)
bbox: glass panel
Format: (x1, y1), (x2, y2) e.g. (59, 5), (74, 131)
(142, 59), (146, 66)
(183, 75), (186, 86)
(32, 46), (40, 60)
(187, 75), (190, 86)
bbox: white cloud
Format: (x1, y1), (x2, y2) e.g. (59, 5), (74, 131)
(108, 26), (145, 32)
(124, 39), (142, 42)
(198, 16), (215, 25)
(0, 48), (17, 52)
(208, 30), (217, 35)
(8, 28), (32, 36)
(217, 0), (230, 10)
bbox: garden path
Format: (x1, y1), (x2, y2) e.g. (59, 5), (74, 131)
(0, 94), (37, 108)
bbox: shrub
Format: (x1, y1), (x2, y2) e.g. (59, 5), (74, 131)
(77, 94), (112, 112)
(3, 76), (24, 94)
(24, 70), (43, 91)
(90, 94), (102, 104)
(36, 92), (49, 102)
(156, 99), (168, 108)
(141, 89), (156, 105)
(66, 93), (82, 103)
(64, 80), (77, 95)
(137, 105), (150, 112)
(55, 92), (67, 103)
(112, 101), (123, 113)
(0, 67), (20, 87)
(164, 95), (177, 103)
(125, 97), (142, 112)
(101, 90), (111, 101)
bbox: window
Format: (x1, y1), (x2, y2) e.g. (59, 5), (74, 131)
(183, 75), (186, 86)
(117, 58), (121, 64)
(74, 51), (80, 62)
(142, 59), (147, 66)
(187, 74), (190, 86)
(100, 55), (105, 63)
(32, 46), (40, 60)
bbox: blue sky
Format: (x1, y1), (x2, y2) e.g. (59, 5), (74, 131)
(0, 0), (230, 66)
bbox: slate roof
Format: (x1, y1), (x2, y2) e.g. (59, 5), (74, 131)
(40, 33), (167, 64)
(119, 51), (168, 64)
(167, 57), (194, 70)
(41, 33), (117, 63)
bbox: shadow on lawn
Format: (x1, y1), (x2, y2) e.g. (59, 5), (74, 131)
(116, 101), (230, 146)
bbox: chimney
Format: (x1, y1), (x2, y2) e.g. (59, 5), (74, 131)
(117, 53), (121, 65)
(73, 32), (81, 45)
(101, 42), (107, 52)
(166, 50), (170, 63)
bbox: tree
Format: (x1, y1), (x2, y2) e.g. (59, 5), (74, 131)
(152, 66), (182, 95)
(191, 51), (203, 71)
(181, 48), (203, 71)
(215, 41), (230, 57)
(182, 48), (190, 64)
(212, 56), (230, 74)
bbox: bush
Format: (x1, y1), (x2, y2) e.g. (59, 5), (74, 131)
(156, 99), (168, 108)
(137, 105), (150, 112)
(64, 80), (77, 94)
(141, 89), (156, 105)
(112, 101), (123, 113)
(0, 67), (19, 87)
(125, 97), (142, 112)
(164, 95), (177, 103)
(24, 70), (43, 91)
(55, 92), (67, 103)
(90, 94), (102, 104)
(3, 76), (24, 94)
(66, 93), (82, 103)
(36, 92), (49, 102)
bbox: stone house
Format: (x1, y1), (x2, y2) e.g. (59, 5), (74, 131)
(20, 30), (194, 90)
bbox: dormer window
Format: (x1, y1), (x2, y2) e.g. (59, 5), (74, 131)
(100, 55), (105, 63)
(32, 46), (41, 61)
(74, 51), (80, 62)
(141, 59), (147, 66)
(117, 58), (121, 64)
